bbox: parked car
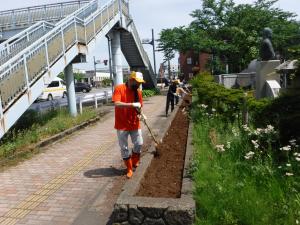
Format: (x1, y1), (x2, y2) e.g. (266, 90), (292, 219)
(75, 82), (91, 93)
(38, 78), (67, 101)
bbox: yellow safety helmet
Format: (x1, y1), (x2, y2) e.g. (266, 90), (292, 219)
(129, 71), (145, 83)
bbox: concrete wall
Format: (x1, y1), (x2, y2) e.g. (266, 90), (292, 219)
(215, 73), (256, 89)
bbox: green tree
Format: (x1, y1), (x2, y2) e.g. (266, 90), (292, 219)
(158, 0), (300, 74)
(57, 72), (85, 82)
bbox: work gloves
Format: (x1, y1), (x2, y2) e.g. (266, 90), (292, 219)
(132, 102), (141, 108)
(132, 102), (147, 121)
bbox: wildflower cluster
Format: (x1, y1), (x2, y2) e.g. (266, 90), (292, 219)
(293, 152), (300, 161)
(244, 151), (255, 160)
(240, 124), (300, 175)
(215, 141), (231, 153)
(197, 104), (208, 109)
(197, 103), (217, 118)
(240, 124), (278, 160)
(242, 124), (276, 136)
(215, 144), (225, 152)
(232, 127), (239, 137)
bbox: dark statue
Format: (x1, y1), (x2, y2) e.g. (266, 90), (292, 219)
(260, 27), (275, 61)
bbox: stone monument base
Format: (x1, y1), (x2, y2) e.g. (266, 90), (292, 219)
(255, 60), (280, 99)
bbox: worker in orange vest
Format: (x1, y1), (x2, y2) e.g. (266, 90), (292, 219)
(112, 71), (145, 178)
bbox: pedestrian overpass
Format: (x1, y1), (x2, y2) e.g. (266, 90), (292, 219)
(0, 0), (91, 41)
(0, 0), (156, 139)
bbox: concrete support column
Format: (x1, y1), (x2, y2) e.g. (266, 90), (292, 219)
(64, 63), (77, 117)
(111, 31), (123, 86)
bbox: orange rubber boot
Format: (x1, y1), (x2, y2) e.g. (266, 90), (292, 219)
(123, 158), (133, 178)
(132, 152), (140, 168)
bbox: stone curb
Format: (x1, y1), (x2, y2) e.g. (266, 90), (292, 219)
(112, 100), (195, 225)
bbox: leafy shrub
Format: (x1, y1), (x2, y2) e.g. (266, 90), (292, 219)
(191, 72), (300, 143)
(142, 88), (160, 98)
(251, 93), (300, 144)
(101, 78), (112, 87)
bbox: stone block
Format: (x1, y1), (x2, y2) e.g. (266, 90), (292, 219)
(164, 206), (194, 225)
(139, 206), (165, 219)
(129, 205), (144, 225)
(255, 60), (280, 99)
(121, 222), (130, 225)
(142, 218), (166, 225)
(113, 204), (128, 223)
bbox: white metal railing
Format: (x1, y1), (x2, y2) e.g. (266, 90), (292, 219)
(0, 0), (123, 112)
(78, 91), (112, 114)
(0, 21), (54, 66)
(0, 1), (99, 66)
(0, 1), (90, 31)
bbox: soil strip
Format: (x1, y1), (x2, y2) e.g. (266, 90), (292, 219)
(136, 97), (191, 198)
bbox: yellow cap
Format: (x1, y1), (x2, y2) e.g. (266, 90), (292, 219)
(130, 71), (145, 83)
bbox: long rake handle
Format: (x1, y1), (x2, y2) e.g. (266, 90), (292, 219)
(142, 116), (160, 145)
(135, 108), (160, 146)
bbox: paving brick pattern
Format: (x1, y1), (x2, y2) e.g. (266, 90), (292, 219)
(0, 95), (168, 225)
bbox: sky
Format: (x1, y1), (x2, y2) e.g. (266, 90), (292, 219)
(0, 0), (299, 72)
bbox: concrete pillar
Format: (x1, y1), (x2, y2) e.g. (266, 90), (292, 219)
(111, 31), (123, 86)
(64, 63), (77, 117)
(255, 60), (280, 99)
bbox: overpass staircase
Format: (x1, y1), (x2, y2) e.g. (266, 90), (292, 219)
(0, 0), (156, 139)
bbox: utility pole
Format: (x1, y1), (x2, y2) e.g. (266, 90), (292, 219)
(142, 29), (157, 77)
(151, 29), (157, 77)
(93, 56), (97, 79)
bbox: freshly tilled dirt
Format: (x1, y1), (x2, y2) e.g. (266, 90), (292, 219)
(136, 97), (190, 198)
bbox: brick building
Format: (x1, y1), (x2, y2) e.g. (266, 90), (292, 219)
(179, 51), (211, 81)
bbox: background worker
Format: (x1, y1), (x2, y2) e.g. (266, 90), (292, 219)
(166, 79), (179, 117)
(112, 71), (145, 178)
(176, 80), (191, 98)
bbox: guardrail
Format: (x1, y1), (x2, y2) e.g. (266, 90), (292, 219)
(0, 0), (90, 30)
(78, 90), (112, 114)
(31, 90), (113, 114)
(0, 0), (123, 113)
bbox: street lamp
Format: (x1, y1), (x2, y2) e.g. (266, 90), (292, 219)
(142, 29), (157, 77)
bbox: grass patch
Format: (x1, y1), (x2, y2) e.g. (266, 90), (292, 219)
(191, 105), (300, 225)
(0, 108), (98, 161)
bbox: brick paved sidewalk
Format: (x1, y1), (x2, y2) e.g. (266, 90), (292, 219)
(0, 95), (170, 225)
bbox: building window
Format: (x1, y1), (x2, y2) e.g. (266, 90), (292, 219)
(187, 58), (192, 65)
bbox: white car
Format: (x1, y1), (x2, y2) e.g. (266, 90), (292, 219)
(38, 78), (67, 101)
